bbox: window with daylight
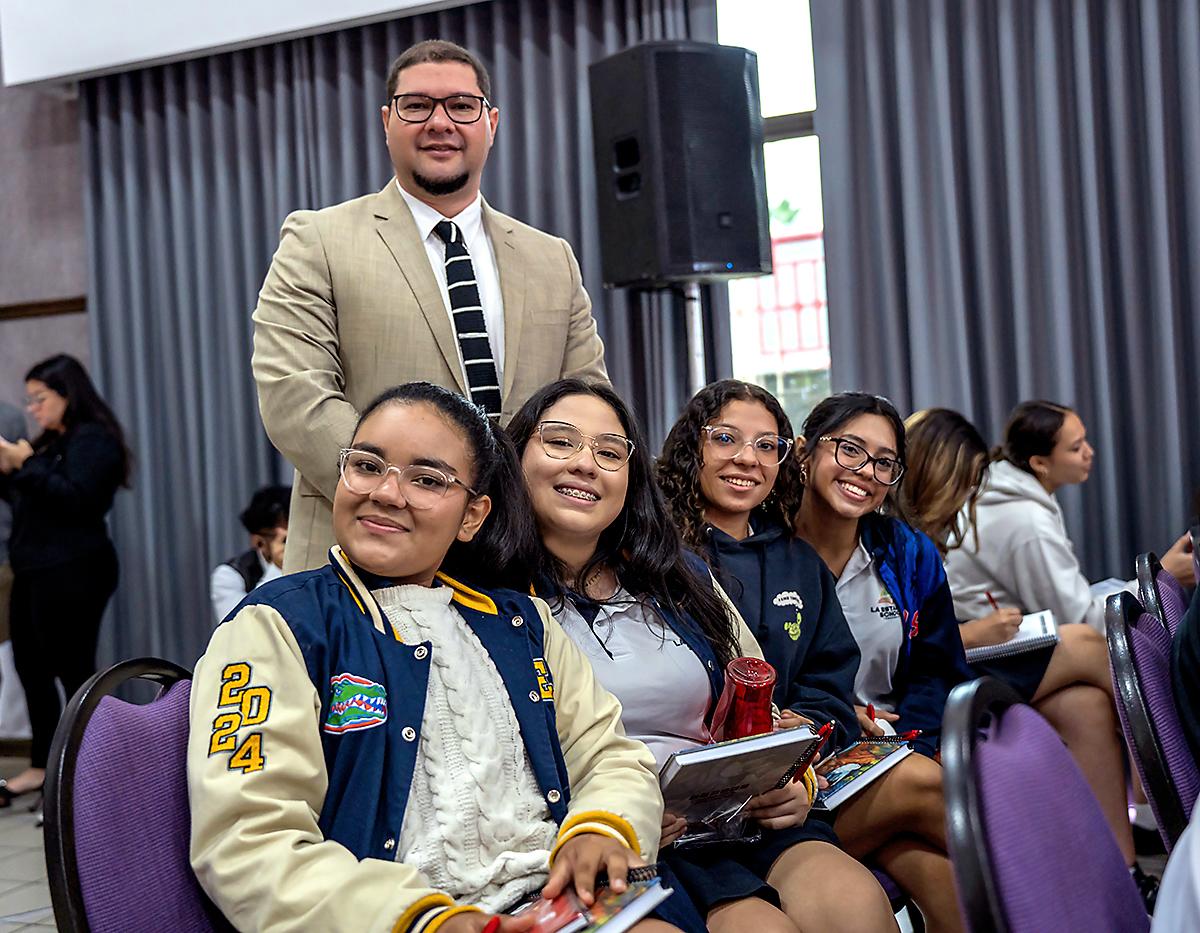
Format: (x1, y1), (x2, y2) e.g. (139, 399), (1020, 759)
(717, 0), (829, 428)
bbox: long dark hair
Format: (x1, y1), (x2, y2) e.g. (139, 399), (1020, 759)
(1000, 400), (1072, 475)
(353, 382), (539, 591)
(793, 392), (909, 519)
(658, 379), (801, 548)
(25, 354), (132, 486)
(508, 379), (740, 666)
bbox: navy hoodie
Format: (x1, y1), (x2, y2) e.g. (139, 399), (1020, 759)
(702, 522), (861, 752)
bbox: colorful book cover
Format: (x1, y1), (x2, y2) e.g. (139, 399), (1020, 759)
(814, 739), (912, 809)
(513, 879), (671, 933)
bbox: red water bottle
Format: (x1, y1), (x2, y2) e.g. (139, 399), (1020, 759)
(709, 657), (776, 741)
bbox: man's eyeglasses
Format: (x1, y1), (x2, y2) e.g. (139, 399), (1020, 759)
(819, 435), (905, 486)
(535, 421), (634, 472)
(702, 426), (794, 466)
(338, 448), (478, 507)
(390, 94), (491, 124)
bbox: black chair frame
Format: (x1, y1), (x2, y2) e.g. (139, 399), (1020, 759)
(1134, 552), (1168, 632)
(942, 676), (1023, 933)
(1105, 591), (1190, 847)
(43, 657), (193, 933)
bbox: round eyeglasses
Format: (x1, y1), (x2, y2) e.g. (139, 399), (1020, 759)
(390, 93), (491, 124)
(338, 448), (478, 507)
(535, 421), (634, 471)
(702, 425), (794, 466)
(819, 435), (905, 486)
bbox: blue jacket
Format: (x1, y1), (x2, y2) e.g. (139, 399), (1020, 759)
(860, 515), (972, 756)
(703, 523), (861, 751)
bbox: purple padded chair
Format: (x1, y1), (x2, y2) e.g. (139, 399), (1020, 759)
(1135, 552), (1188, 637)
(1106, 592), (1199, 851)
(43, 658), (232, 933)
(943, 677), (1149, 933)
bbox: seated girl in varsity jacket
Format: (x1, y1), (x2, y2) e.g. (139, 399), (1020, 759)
(187, 383), (682, 933)
(509, 379), (896, 933)
(792, 392), (972, 933)
(657, 381), (960, 933)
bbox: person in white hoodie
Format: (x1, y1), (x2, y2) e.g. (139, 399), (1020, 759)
(943, 400), (1193, 633)
(903, 406), (1151, 902)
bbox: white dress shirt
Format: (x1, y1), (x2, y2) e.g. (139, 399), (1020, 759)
(210, 552), (281, 625)
(396, 183), (506, 379)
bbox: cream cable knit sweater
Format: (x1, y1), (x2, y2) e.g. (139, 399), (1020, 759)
(376, 584), (557, 912)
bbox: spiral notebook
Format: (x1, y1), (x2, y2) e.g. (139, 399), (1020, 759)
(965, 609), (1059, 663)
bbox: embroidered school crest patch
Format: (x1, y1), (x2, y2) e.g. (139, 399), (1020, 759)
(773, 591), (804, 641)
(324, 673), (388, 734)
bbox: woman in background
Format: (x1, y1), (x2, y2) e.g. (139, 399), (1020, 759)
(0, 354), (130, 807)
(943, 399), (1193, 631)
(902, 407), (1147, 895)
(510, 379), (896, 933)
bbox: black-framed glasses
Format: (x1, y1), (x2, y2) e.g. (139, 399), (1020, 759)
(702, 425), (794, 466)
(535, 421), (634, 471)
(819, 435), (905, 486)
(338, 448), (478, 507)
(390, 93), (491, 124)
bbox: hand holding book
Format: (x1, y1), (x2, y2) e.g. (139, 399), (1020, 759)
(543, 834), (646, 906)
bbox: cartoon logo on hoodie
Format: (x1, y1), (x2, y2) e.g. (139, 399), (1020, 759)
(773, 590), (804, 641)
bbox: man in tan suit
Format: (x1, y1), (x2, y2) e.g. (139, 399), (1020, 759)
(253, 40), (607, 571)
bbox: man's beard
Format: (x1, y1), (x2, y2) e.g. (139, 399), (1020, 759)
(413, 171), (469, 196)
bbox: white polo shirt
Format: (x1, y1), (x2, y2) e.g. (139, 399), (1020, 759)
(396, 183), (506, 378)
(834, 541), (904, 710)
(553, 588), (712, 771)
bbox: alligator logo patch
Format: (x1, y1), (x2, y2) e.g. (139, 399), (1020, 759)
(324, 673), (388, 734)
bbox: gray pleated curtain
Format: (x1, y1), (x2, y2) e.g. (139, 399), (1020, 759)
(82, 0), (718, 668)
(812, 0), (1200, 578)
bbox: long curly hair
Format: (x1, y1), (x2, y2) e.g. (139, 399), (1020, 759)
(658, 380), (802, 548)
(507, 378), (741, 667)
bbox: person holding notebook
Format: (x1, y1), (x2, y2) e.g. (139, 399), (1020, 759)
(656, 380), (968, 933)
(188, 382), (680, 933)
(901, 407), (1147, 898)
(790, 392), (970, 933)
(509, 379), (897, 933)
(942, 400), (1193, 631)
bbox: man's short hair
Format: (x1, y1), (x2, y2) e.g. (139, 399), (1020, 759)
(385, 39), (492, 102)
(240, 485), (292, 535)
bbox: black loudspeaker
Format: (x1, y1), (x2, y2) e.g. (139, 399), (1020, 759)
(589, 40), (772, 288)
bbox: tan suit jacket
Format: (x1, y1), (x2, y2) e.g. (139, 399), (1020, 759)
(252, 182), (607, 571)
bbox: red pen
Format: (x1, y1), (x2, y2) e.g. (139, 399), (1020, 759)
(789, 720), (835, 784)
(897, 729), (923, 741)
(985, 591), (1000, 612)
(481, 917), (501, 933)
(866, 703), (876, 723)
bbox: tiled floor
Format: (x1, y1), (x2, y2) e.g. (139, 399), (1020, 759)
(0, 759), (52, 931)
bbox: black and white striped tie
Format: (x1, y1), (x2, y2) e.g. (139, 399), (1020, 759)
(433, 220), (501, 417)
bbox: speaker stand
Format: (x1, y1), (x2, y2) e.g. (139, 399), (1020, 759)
(683, 282), (706, 394)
